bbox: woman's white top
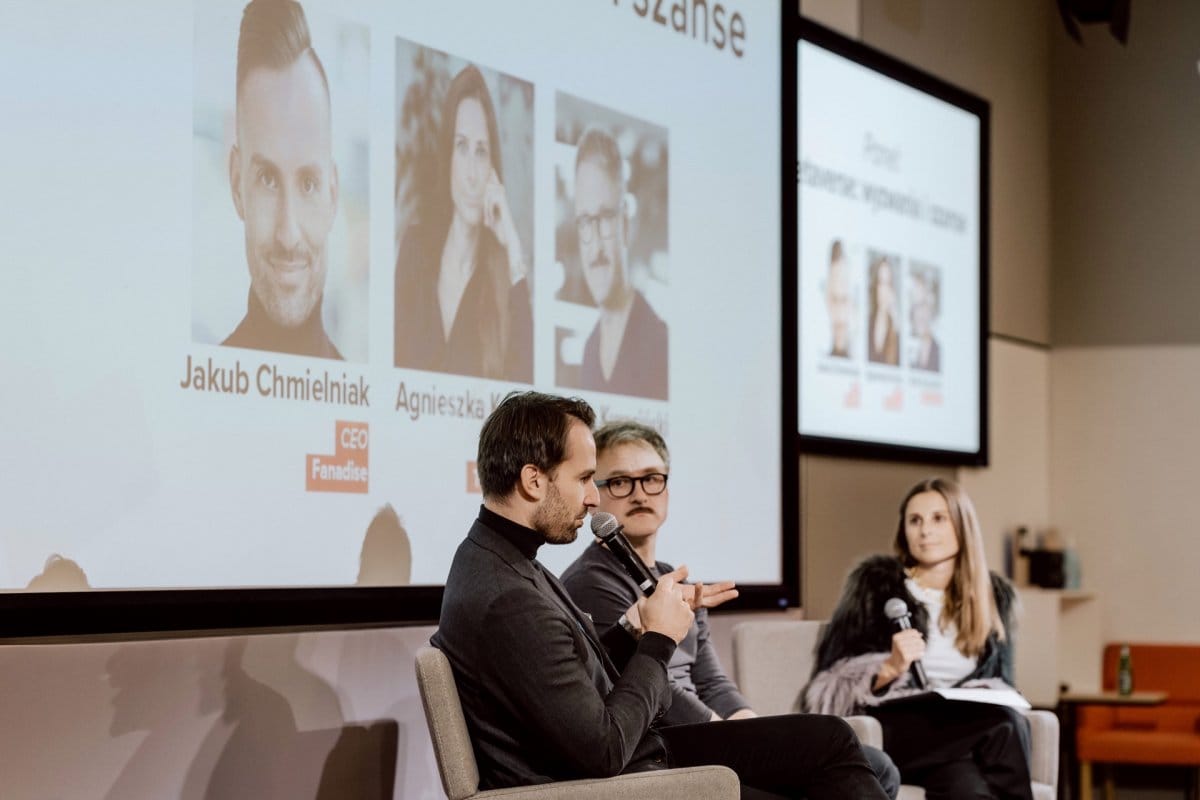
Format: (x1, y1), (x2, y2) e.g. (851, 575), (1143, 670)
(905, 577), (978, 688)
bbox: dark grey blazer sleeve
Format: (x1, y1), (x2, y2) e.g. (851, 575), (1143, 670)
(480, 583), (675, 777)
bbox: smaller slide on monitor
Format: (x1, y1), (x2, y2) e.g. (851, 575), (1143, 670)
(795, 20), (988, 465)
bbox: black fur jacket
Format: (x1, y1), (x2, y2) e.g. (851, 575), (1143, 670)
(801, 554), (1017, 716)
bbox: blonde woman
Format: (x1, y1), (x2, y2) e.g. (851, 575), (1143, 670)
(803, 478), (1031, 800)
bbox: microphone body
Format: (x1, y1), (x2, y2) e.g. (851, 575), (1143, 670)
(883, 597), (928, 690)
(590, 512), (656, 596)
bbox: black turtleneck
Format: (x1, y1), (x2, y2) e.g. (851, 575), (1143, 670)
(478, 505), (543, 560)
(223, 289), (344, 360)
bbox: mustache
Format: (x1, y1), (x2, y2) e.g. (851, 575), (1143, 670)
(588, 252), (610, 270)
(267, 244), (313, 264)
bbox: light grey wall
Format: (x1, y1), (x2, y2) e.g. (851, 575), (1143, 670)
(1046, 0), (1200, 648)
(1051, 347), (1200, 644)
(1046, 8), (1200, 797)
(1050, 0), (1200, 347)
(862, 0), (1054, 346)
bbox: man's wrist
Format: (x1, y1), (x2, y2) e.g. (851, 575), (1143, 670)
(617, 613), (642, 639)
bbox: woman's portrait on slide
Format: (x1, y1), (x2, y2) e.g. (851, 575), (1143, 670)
(393, 39), (533, 383)
(867, 251), (901, 367)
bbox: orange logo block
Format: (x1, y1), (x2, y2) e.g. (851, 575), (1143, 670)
(844, 381), (861, 409)
(307, 421), (369, 493)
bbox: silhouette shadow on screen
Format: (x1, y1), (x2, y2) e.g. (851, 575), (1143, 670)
(26, 553), (91, 591)
(357, 503), (412, 586)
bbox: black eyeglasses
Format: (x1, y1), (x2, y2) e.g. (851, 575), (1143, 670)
(575, 207), (620, 244)
(594, 473), (668, 498)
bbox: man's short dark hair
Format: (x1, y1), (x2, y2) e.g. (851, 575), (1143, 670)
(574, 126), (622, 187)
(236, 0), (329, 100)
(477, 392), (595, 499)
(593, 420), (670, 469)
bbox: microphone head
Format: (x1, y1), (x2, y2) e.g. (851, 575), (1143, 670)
(590, 511), (620, 539)
(884, 597), (910, 620)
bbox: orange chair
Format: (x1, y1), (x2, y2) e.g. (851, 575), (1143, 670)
(1076, 644), (1200, 800)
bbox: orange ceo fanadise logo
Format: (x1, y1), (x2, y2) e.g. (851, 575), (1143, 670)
(306, 421), (369, 493)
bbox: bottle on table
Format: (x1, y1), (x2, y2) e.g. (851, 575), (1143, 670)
(1117, 645), (1134, 696)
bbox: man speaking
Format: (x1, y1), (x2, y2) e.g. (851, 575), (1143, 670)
(433, 391), (888, 798)
(561, 420), (900, 797)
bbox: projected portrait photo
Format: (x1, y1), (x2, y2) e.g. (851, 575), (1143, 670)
(393, 40), (533, 383)
(867, 251), (901, 367)
(553, 93), (669, 401)
(909, 263), (941, 373)
(825, 238), (855, 359)
(192, 0), (369, 362)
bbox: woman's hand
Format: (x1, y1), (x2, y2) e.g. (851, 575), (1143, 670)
(887, 628), (925, 674)
(874, 628), (926, 691)
(483, 167), (526, 284)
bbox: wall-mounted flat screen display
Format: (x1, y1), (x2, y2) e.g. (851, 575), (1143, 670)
(796, 20), (989, 465)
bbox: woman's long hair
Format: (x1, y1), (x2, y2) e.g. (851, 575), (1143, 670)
(433, 64), (510, 378)
(892, 477), (1005, 656)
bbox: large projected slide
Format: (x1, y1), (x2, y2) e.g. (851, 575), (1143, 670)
(0, 1), (783, 597)
(796, 23), (987, 463)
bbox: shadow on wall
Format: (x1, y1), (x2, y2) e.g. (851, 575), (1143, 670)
(337, 630), (434, 798)
(358, 503), (412, 586)
(103, 636), (397, 799)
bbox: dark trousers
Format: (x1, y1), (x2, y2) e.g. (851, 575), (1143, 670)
(869, 700), (1034, 800)
(661, 713), (891, 800)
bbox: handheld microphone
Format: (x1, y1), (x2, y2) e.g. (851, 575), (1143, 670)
(884, 597), (928, 690)
(590, 512), (656, 596)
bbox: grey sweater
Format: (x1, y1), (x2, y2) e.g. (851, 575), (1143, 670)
(560, 541), (750, 726)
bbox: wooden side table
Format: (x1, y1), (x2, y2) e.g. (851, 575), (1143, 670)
(1057, 691), (1169, 800)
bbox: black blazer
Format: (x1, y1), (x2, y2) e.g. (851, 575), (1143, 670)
(431, 516), (675, 789)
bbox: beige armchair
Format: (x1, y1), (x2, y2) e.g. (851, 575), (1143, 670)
(415, 646), (739, 800)
(731, 620), (1058, 800)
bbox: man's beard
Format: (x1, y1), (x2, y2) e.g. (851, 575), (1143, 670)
(531, 482), (580, 545)
(250, 244), (326, 328)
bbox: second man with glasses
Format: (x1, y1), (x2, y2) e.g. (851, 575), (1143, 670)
(562, 420), (901, 798)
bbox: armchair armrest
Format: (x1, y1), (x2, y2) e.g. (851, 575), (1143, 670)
(475, 765), (740, 799)
(844, 714), (883, 748)
(1023, 709), (1059, 790)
